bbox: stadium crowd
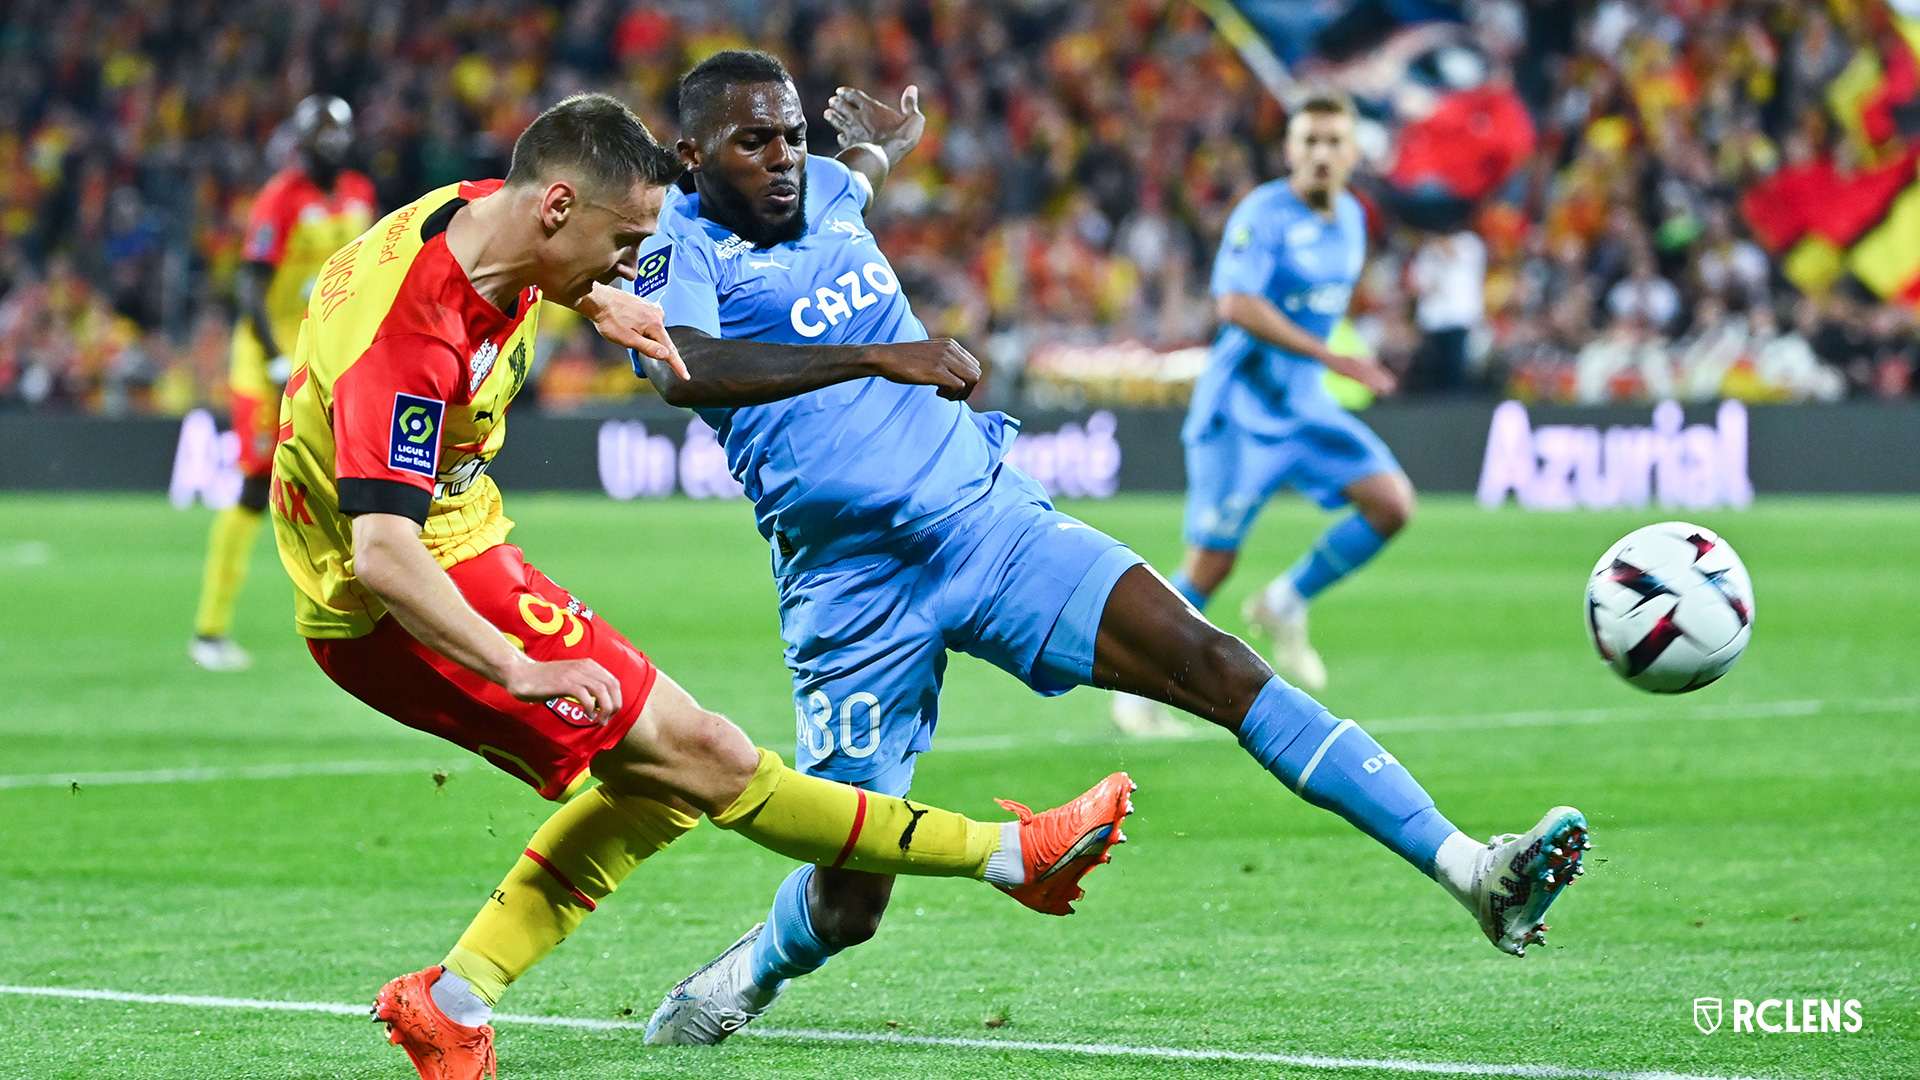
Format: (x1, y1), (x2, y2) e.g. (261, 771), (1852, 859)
(0, 0), (1914, 415)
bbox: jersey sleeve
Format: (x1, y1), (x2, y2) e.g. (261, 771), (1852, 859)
(332, 333), (464, 524)
(629, 231), (721, 371)
(242, 180), (299, 267)
(1210, 198), (1281, 297)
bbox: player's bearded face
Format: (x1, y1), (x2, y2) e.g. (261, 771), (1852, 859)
(1285, 112), (1360, 205)
(696, 82), (810, 248)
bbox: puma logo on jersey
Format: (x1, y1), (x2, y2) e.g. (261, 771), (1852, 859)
(789, 261), (901, 337)
(825, 219), (869, 241)
(748, 257), (791, 270)
(898, 802), (932, 851)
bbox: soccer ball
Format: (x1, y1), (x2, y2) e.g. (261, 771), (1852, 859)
(1585, 522), (1754, 693)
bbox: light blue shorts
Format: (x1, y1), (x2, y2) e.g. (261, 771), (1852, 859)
(782, 464), (1143, 788)
(1182, 407), (1400, 550)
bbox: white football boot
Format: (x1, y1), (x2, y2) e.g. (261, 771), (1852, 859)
(1108, 692), (1194, 739)
(1241, 580), (1326, 692)
(1468, 806), (1590, 956)
(188, 636), (253, 672)
(644, 923), (785, 1045)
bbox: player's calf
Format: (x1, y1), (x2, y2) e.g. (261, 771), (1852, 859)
(807, 867), (894, 949)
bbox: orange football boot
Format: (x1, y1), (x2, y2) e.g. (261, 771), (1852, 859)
(994, 771), (1135, 915)
(373, 966), (497, 1080)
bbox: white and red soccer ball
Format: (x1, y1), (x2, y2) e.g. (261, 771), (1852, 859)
(1585, 522), (1754, 693)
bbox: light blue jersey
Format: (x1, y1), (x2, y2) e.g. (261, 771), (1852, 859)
(633, 156), (1015, 573)
(1186, 180), (1367, 442)
(631, 154), (1141, 786)
(1181, 180), (1397, 548)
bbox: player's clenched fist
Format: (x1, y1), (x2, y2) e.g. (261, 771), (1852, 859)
(863, 339), (981, 400)
(503, 657), (623, 724)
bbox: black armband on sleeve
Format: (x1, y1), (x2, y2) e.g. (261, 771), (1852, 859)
(337, 478), (432, 525)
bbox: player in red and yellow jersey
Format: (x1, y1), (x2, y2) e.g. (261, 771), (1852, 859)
(266, 93), (1133, 1080)
(190, 95), (375, 671)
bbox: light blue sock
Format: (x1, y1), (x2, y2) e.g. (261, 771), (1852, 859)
(1169, 570), (1211, 612)
(748, 865), (837, 988)
(1285, 514), (1388, 601)
(1235, 676), (1458, 874)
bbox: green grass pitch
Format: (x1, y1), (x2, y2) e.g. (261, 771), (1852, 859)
(1, 491), (1915, 1080)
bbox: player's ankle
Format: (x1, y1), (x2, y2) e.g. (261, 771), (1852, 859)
(429, 967), (495, 1028)
(1430, 831), (1481, 913)
(983, 821), (1024, 886)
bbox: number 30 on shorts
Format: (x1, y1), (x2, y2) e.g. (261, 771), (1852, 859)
(796, 690), (882, 759)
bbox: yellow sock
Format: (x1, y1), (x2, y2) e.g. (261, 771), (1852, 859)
(193, 505), (263, 638)
(442, 785), (697, 1006)
(711, 749), (999, 878)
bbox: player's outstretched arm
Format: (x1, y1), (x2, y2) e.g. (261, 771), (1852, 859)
(827, 85), (924, 199)
(639, 326), (980, 407)
(571, 281), (688, 379)
(1217, 291), (1397, 395)
(349, 512), (622, 721)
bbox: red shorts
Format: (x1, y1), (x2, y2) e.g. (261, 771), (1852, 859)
(231, 390), (277, 479)
(308, 544), (657, 800)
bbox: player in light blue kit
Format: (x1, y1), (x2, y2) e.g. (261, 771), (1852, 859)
(629, 53), (1590, 1045)
(1159, 93), (1410, 712)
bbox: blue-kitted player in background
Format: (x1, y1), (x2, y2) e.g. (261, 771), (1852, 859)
(625, 51), (1589, 1046)
(1119, 94), (1412, 737)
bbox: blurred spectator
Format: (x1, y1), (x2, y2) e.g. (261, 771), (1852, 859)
(1605, 249), (1682, 336)
(0, 0), (1914, 413)
(1406, 228), (1487, 392)
(1574, 306), (1674, 404)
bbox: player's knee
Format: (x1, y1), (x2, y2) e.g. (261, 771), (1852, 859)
(1196, 628), (1270, 705)
(238, 474), (270, 514)
(1360, 478), (1415, 538)
(1165, 623), (1270, 723)
(686, 709), (760, 784)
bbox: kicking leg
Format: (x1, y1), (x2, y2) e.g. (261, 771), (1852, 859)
(1095, 564), (1586, 955)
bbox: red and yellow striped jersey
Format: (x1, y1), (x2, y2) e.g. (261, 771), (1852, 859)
(271, 180), (541, 639)
(232, 167), (377, 397)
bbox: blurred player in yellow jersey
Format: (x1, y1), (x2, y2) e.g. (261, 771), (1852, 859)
(188, 95), (375, 670)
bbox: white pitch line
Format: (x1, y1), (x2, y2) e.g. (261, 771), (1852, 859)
(0, 759), (454, 790)
(0, 983), (1786, 1080)
(5, 697), (1913, 790)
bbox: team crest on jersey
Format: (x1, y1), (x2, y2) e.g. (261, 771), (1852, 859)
(469, 340), (498, 394)
(635, 247), (672, 297)
(505, 340), (529, 399)
(388, 393), (444, 477)
(825, 218), (869, 242)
